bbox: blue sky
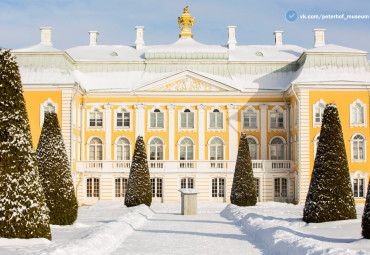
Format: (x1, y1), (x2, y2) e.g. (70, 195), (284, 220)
(1, 0), (369, 56)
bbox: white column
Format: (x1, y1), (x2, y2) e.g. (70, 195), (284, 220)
(134, 103), (146, 139)
(167, 104), (176, 160)
(227, 104), (239, 162)
(260, 104), (268, 160)
(197, 105), (206, 160)
(81, 104), (85, 161)
(104, 104), (112, 160)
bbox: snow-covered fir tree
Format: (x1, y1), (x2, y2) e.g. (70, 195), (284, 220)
(362, 178), (370, 238)
(303, 104), (356, 223)
(36, 112), (78, 225)
(0, 49), (51, 239)
(230, 133), (257, 206)
(125, 136), (152, 207)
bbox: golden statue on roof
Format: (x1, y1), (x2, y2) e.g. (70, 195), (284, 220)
(178, 6), (195, 38)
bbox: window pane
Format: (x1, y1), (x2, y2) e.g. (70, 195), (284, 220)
(217, 113), (223, 128)
(354, 179), (359, 197)
(115, 178), (121, 197)
(188, 113), (194, 128)
(181, 113), (187, 128)
(210, 146), (216, 160)
(150, 113), (156, 127)
(359, 179), (364, 197)
(117, 145), (123, 160)
(124, 145), (130, 160)
(89, 145), (95, 160)
(87, 178), (92, 197)
(124, 113), (130, 127)
(157, 113), (164, 128)
(210, 113), (215, 128)
(274, 178), (280, 197)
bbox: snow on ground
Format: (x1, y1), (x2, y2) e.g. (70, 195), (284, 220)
(222, 202), (370, 255)
(0, 201), (369, 255)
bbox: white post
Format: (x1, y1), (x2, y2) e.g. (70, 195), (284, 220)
(260, 104), (268, 160)
(227, 104), (239, 169)
(135, 26), (145, 50)
(227, 26), (237, 49)
(134, 103), (146, 139)
(167, 104), (176, 160)
(197, 105), (206, 160)
(104, 104), (112, 160)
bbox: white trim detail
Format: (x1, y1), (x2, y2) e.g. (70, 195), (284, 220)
(241, 105), (259, 132)
(268, 105), (286, 132)
(350, 170), (369, 199)
(312, 99), (326, 128)
(350, 133), (367, 162)
(246, 135), (259, 160)
(350, 99), (367, 128)
(207, 106), (226, 132)
(147, 105), (167, 132)
(113, 105), (133, 132)
(177, 106), (197, 132)
(87, 105), (105, 131)
(40, 98), (58, 127)
(86, 135), (104, 161)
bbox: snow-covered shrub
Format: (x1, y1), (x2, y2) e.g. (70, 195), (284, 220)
(0, 49), (51, 239)
(362, 178), (370, 238)
(36, 112), (78, 225)
(125, 136), (152, 207)
(230, 133), (257, 206)
(303, 104), (356, 223)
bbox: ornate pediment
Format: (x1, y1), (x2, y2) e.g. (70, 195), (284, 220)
(151, 78), (225, 92)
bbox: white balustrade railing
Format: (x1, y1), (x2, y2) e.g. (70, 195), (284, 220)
(76, 160), (293, 172)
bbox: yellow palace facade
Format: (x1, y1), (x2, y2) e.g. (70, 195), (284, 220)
(12, 8), (370, 205)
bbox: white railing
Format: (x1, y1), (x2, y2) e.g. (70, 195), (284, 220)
(76, 160), (293, 172)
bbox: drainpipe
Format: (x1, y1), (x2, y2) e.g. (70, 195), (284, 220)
(290, 82), (301, 204)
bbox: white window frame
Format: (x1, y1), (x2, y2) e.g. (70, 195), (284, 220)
(207, 106), (226, 132)
(350, 170), (369, 199)
(313, 133), (320, 159)
(113, 136), (132, 161)
(87, 136), (104, 161)
(178, 106), (197, 132)
(350, 133), (367, 162)
(207, 136), (226, 161)
(147, 136), (166, 161)
(350, 99), (366, 128)
(114, 177), (128, 198)
(148, 106), (166, 132)
(241, 106), (259, 132)
(269, 136), (286, 160)
(87, 105), (104, 131)
(180, 177), (195, 189)
(247, 135), (259, 160)
(40, 98), (58, 127)
(268, 105), (286, 131)
(86, 177), (100, 199)
(114, 105), (133, 131)
(177, 136), (196, 161)
(312, 99), (326, 128)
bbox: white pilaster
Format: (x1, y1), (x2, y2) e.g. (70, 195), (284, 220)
(260, 104), (268, 160)
(134, 103), (146, 139)
(81, 104), (85, 160)
(167, 105), (176, 160)
(104, 104), (112, 160)
(227, 104), (239, 161)
(197, 105), (206, 160)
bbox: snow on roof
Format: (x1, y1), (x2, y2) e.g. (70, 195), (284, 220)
(19, 66), (76, 85)
(229, 45), (306, 62)
(12, 43), (62, 53)
(146, 38), (228, 53)
(304, 44), (368, 54)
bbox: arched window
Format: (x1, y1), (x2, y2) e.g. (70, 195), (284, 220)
(351, 133), (366, 161)
(89, 137), (103, 160)
(44, 103), (56, 114)
(243, 108), (257, 129)
(209, 109), (223, 129)
(269, 106), (285, 129)
(116, 137), (130, 161)
(269, 137), (285, 160)
(313, 100), (326, 126)
(350, 99), (365, 126)
(210, 137), (224, 161)
(149, 137), (164, 160)
(247, 136), (258, 160)
(40, 98), (58, 126)
(179, 138), (194, 161)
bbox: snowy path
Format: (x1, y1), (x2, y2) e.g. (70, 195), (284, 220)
(111, 211), (263, 255)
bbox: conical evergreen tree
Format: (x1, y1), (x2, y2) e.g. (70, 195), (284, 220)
(125, 136), (152, 207)
(230, 133), (257, 206)
(303, 104), (356, 223)
(36, 112), (78, 225)
(362, 178), (370, 238)
(0, 49), (51, 239)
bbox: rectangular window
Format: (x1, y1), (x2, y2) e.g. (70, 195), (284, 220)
(271, 112), (284, 128)
(243, 112), (257, 129)
(87, 178), (100, 198)
(151, 178), (163, 198)
(181, 178), (194, 189)
(353, 178), (364, 198)
(117, 112), (130, 127)
(210, 112), (223, 129)
(90, 112), (103, 127)
(180, 112), (194, 129)
(115, 178), (128, 197)
(150, 112), (164, 128)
